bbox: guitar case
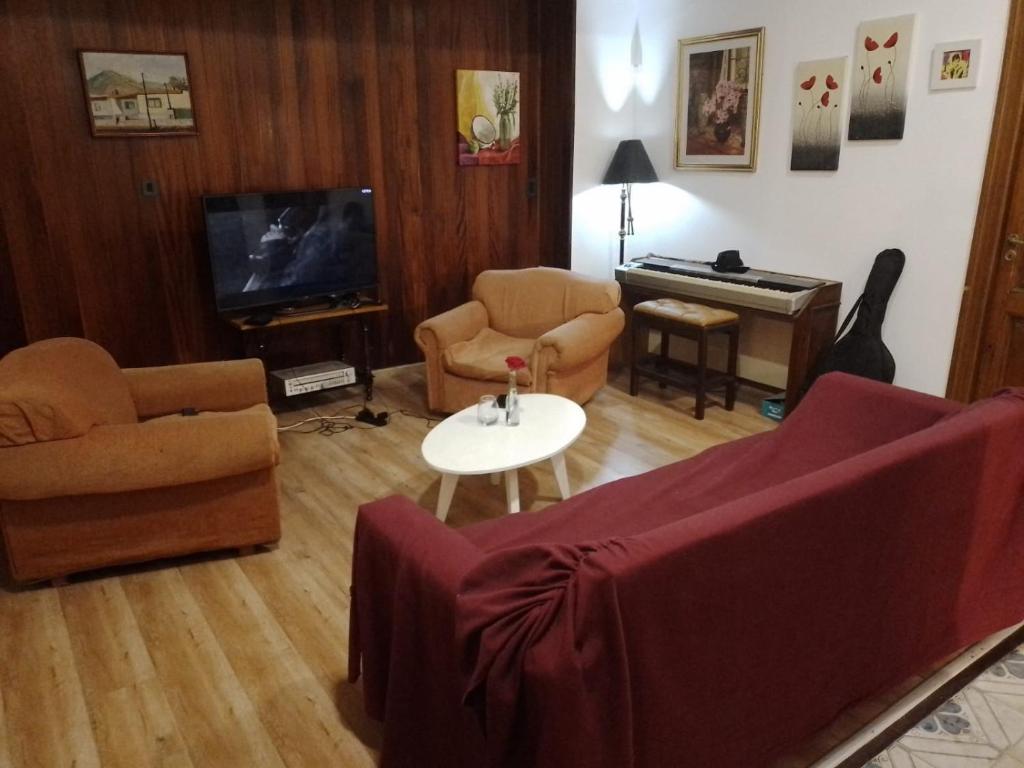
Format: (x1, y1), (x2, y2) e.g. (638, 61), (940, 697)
(805, 248), (906, 390)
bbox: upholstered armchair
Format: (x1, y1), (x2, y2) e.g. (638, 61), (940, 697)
(414, 267), (624, 413)
(0, 337), (281, 585)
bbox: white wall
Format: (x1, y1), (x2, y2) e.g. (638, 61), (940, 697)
(573, 0), (1010, 394)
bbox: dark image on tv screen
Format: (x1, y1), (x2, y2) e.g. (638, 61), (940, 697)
(204, 188), (378, 312)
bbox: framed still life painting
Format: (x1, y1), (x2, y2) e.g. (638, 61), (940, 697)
(675, 27), (764, 171)
(79, 50), (197, 137)
(456, 69), (521, 166)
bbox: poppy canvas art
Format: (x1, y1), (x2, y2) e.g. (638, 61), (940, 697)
(848, 15), (915, 141)
(791, 57), (847, 171)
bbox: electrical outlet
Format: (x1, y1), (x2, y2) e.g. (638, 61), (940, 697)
(141, 179), (159, 198)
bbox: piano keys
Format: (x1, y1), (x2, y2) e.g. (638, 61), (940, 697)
(615, 253), (843, 415)
(615, 254), (836, 315)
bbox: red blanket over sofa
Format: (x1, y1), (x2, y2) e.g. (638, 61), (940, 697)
(349, 374), (1024, 767)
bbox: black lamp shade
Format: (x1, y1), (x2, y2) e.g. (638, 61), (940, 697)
(602, 139), (658, 185)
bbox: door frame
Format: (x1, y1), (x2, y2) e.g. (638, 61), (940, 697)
(947, 0), (1024, 401)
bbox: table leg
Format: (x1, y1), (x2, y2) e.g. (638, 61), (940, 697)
(360, 318), (375, 402)
(437, 473), (459, 522)
(490, 472), (500, 486)
(504, 469), (520, 514)
(551, 452), (571, 500)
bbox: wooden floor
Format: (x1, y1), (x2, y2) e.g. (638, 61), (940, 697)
(0, 364), (898, 768)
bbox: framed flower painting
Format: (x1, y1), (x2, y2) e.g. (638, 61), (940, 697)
(675, 28), (764, 171)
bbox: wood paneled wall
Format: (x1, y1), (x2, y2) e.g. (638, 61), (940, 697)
(0, 0), (575, 367)
(0, 219), (27, 358)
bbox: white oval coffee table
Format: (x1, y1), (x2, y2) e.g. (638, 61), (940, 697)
(421, 393), (587, 521)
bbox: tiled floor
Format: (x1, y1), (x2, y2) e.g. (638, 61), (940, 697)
(866, 645), (1024, 767)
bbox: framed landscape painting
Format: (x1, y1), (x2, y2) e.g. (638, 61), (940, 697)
(79, 50), (197, 137)
(675, 27), (764, 171)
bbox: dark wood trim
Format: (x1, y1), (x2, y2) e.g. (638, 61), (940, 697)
(533, 0), (576, 269)
(0, 218), (26, 356)
(0, 0), (578, 368)
(946, 0), (1024, 401)
(224, 303), (388, 332)
(836, 623), (1024, 767)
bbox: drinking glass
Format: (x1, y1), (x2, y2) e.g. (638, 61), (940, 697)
(477, 395), (499, 425)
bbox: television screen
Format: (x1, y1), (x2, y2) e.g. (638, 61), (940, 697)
(204, 188), (378, 312)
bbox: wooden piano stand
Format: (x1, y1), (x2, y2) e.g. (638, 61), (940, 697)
(619, 284), (841, 415)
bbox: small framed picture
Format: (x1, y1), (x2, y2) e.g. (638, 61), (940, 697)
(79, 50), (197, 137)
(930, 40), (981, 90)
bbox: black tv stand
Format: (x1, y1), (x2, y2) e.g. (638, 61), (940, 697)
(225, 303), (389, 402)
(275, 301), (334, 317)
(273, 293), (364, 316)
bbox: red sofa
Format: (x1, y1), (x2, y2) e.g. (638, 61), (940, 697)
(348, 373), (1024, 767)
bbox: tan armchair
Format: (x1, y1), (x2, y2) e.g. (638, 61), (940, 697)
(414, 267), (624, 413)
(0, 337), (281, 585)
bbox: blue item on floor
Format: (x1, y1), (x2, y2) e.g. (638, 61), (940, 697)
(761, 395), (786, 421)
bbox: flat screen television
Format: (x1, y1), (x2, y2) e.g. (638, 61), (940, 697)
(203, 187), (378, 313)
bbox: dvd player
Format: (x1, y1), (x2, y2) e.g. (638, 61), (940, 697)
(270, 360), (356, 397)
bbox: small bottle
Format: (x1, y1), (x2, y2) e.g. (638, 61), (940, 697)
(506, 369), (520, 426)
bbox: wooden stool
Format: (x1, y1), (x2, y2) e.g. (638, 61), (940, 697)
(630, 298), (740, 420)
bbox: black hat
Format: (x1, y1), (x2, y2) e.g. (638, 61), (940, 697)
(710, 249), (748, 274)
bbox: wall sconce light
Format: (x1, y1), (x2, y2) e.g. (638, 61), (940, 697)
(602, 139), (658, 265)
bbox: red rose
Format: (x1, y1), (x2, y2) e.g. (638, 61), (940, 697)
(505, 356), (527, 371)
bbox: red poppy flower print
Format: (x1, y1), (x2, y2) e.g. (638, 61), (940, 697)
(800, 75), (816, 90)
(826, 74), (838, 90)
(864, 36), (879, 51)
(820, 91), (830, 107)
(872, 67), (882, 84)
(883, 32), (898, 48)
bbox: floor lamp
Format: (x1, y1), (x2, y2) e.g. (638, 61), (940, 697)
(602, 139), (658, 265)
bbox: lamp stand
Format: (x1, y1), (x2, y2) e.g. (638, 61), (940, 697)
(617, 182), (635, 265)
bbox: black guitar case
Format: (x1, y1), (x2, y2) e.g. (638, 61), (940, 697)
(806, 248), (905, 390)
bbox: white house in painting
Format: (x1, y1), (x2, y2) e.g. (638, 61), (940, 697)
(86, 69), (193, 131)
